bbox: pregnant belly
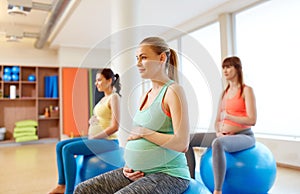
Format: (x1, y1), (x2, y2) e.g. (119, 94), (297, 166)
(124, 139), (177, 171)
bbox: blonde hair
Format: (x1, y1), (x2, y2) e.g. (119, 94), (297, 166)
(140, 37), (178, 82)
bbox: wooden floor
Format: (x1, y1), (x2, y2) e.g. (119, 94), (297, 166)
(0, 143), (57, 194)
(0, 143), (299, 194)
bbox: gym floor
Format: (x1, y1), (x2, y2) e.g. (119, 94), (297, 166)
(0, 143), (299, 194)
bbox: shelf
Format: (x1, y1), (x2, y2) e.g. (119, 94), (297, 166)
(0, 65), (60, 143)
(0, 139), (14, 143)
(38, 117), (59, 120)
(0, 138), (59, 147)
(0, 97), (36, 101)
(20, 81), (36, 84)
(1, 81), (35, 84)
(0, 97), (60, 101)
(2, 81), (18, 84)
(38, 97), (59, 100)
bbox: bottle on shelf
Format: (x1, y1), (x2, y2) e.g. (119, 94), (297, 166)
(44, 107), (50, 118)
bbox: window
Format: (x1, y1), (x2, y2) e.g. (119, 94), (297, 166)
(235, 0), (300, 137)
(180, 22), (222, 133)
(190, 23), (222, 72)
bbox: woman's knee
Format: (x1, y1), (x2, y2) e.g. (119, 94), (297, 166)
(212, 138), (223, 150)
(62, 144), (75, 155)
(56, 141), (67, 152)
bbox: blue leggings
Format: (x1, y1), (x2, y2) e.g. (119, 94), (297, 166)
(55, 137), (119, 194)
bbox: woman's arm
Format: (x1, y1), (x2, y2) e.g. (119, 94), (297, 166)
(214, 95), (228, 137)
(225, 86), (257, 126)
(214, 95), (223, 132)
(90, 94), (120, 139)
(132, 84), (190, 152)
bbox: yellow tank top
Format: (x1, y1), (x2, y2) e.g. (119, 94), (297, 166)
(88, 93), (118, 140)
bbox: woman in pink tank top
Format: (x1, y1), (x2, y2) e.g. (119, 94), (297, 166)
(212, 56), (257, 194)
(186, 56), (257, 194)
(216, 56), (256, 135)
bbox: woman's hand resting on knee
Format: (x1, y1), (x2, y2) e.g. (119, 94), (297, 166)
(123, 167), (144, 181)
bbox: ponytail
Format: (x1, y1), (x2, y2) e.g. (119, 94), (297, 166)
(167, 48), (179, 82)
(113, 73), (121, 97)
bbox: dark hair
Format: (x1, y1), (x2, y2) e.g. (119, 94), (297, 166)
(139, 37), (178, 82)
(222, 56), (244, 98)
(97, 68), (121, 96)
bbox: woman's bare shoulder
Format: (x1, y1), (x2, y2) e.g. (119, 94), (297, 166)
(244, 85), (254, 93)
(166, 82), (185, 99)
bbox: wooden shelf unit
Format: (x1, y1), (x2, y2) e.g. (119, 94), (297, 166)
(0, 65), (60, 143)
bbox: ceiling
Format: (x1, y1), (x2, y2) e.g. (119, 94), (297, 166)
(0, 0), (238, 50)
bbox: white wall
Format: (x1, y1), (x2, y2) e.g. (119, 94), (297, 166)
(0, 43), (111, 68)
(0, 41), (58, 66)
(257, 137), (300, 168)
(58, 46), (111, 68)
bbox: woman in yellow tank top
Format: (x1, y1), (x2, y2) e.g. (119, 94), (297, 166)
(49, 68), (121, 194)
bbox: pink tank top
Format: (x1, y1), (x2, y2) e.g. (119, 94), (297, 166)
(222, 88), (250, 128)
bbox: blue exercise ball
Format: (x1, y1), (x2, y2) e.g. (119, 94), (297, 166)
(11, 66), (20, 74)
(3, 74), (11, 81)
(79, 155), (118, 181)
(4, 67), (11, 74)
(200, 142), (277, 194)
(11, 73), (19, 81)
(183, 179), (211, 194)
(75, 148), (125, 185)
(28, 74), (36, 81)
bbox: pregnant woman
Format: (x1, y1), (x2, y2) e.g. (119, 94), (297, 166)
(74, 37), (191, 194)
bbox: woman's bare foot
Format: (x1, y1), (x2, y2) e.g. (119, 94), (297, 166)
(48, 185), (65, 194)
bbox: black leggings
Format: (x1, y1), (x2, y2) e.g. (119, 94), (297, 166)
(185, 132), (216, 178)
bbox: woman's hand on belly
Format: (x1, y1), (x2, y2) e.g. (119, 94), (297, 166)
(127, 126), (144, 141)
(88, 115), (99, 125)
(216, 131), (234, 137)
(127, 126), (153, 141)
(220, 124), (243, 136)
(123, 166), (144, 181)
